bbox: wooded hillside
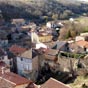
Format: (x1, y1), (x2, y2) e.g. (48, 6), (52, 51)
(0, 0), (88, 21)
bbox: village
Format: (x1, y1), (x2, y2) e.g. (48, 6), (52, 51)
(0, 11), (88, 88)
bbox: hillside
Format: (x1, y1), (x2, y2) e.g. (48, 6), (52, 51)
(69, 75), (88, 88)
(0, 0), (88, 22)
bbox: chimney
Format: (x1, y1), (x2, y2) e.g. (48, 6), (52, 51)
(1, 67), (5, 75)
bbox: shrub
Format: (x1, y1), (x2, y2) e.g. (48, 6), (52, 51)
(60, 52), (85, 59)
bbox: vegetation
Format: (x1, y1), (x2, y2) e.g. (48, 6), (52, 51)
(36, 63), (71, 84)
(82, 27), (88, 33)
(69, 75), (88, 88)
(0, 0), (88, 22)
(59, 52), (85, 59)
(59, 17), (88, 40)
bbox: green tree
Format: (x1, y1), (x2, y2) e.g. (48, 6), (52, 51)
(43, 16), (48, 23)
(70, 30), (77, 38)
(65, 30), (71, 39)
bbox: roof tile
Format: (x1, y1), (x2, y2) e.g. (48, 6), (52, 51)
(9, 45), (27, 55)
(41, 78), (71, 88)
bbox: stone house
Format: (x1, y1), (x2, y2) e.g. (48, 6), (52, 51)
(0, 48), (10, 66)
(39, 48), (77, 74)
(16, 49), (39, 81)
(52, 41), (69, 52)
(8, 44), (27, 72)
(9, 45), (39, 81)
(57, 56), (78, 73)
(39, 35), (52, 43)
(38, 49), (59, 71)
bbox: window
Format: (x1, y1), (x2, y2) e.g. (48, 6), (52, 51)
(21, 58), (23, 61)
(23, 63), (32, 71)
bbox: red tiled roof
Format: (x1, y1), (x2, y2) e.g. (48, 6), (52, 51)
(0, 72), (32, 86)
(41, 78), (71, 88)
(9, 45), (27, 55)
(76, 40), (88, 47)
(0, 78), (15, 88)
(85, 44), (88, 48)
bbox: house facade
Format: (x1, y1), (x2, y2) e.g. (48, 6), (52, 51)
(0, 48), (10, 66)
(39, 35), (52, 43)
(16, 49), (39, 81)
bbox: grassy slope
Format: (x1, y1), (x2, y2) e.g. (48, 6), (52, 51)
(69, 76), (88, 88)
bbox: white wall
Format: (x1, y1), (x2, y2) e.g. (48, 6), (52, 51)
(80, 33), (88, 36)
(86, 48), (88, 52)
(16, 57), (32, 75)
(46, 22), (52, 28)
(3, 55), (10, 66)
(75, 36), (85, 41)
